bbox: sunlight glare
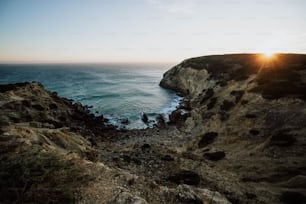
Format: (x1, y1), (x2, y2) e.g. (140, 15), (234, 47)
(263, 51), (275, 58)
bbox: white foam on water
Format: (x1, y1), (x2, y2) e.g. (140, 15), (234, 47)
(104, 95), (184, 129)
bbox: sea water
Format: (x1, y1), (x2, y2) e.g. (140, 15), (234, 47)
(0, 63), (181, 129)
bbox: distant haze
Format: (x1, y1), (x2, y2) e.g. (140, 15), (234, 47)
(1, 0), (306, 63)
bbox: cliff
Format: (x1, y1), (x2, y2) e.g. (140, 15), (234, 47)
(1, 53), (306, 204)
(160, 53), (306, 203)
(0, 82), (230, 204)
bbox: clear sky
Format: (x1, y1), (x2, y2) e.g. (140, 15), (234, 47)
(0, 0), (305, 63)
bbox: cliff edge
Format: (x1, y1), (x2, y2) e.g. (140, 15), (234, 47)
(1, 53), (306, 204)
(160, 53), (306, 203)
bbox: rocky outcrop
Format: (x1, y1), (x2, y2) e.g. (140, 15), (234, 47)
(160, 53), (306, 204)
(0, 82), (230, 204)
(2, 53), (306, 204)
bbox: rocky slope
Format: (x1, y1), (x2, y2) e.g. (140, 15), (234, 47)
(160, 53), (306, 203)
(1, 53), (306, 204)
(0, 82), (230, 204)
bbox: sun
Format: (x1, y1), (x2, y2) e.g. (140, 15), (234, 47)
(263, 51), (275, 58)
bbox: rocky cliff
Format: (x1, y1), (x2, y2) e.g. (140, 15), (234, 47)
(160, 53), (306, 203)
(0, 82), (231, 204)
(1, 53), (306, 204)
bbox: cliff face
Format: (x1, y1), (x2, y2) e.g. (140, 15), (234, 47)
(160, 53), (306, 203)
(2, 54), (306, 204)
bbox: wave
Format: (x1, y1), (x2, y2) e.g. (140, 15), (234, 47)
(0, 63), (177, 129)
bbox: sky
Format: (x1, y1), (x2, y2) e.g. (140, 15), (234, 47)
(0, 0), (306, 63)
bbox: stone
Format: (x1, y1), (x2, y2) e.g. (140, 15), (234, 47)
(161, 155), (174, 161)
(156, 114), (166, 127)
(167, 170), (201, 185)
(110, 191), (148, 204)
(169, 110), (190, 124)
(207, 97), (217, 110)
(230, 90), (245, 103)
(200, 88), (214, 104)
(198, 132), (218, 148)
(280, 191), (306, 204)
(203, 151), (225, 161)
(141, 113), (149, 124)
(120, 118), (129, 125)
(220, 100), (235, 111)
(141, 143), (150, 151)
(270, 132), (296, 146)
(174, 185), (202, 204)
(249, 129), (260, 136)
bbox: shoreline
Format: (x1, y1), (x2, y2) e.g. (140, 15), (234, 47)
(1, 54), (306, 203)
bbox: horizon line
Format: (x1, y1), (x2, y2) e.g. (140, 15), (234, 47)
(1, 52), (305, 65)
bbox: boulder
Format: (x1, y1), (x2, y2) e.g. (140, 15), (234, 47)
(167, 170), (201, 186)
(198, 132), (218, 148)
(280, 191), (306, 204)
(156, 114), (166, 127)
(110, 191), (148, 204)
(220, 100), (235, 111)
(203, 151), (225, 161)
(120, 118), (129, 125)
(173, 185), (202, 204)
(169, 110), (190, 124)
(270, 132), (296, 146)
(141, 113), (149, 124)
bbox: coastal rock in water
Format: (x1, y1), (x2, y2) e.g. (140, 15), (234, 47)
(120, 118), (129, 125)
(141, 113), (149, 124)
(169, 109), (190, 124)
(156, 114), (166, 127)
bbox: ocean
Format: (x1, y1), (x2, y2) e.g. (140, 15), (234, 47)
(0, 63), (180, 129)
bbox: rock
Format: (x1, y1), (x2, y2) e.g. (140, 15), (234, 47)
(141, 113), (149, 124)
(0, 82), (30, 92)
(179, 99), (192, 111)
(245, 114), (257, 118)
(156, 114), (166, 127)
(203, 151), (225, 161)
(32, 104), (45, 111)
(230, 90), (244, 103)
(29, 121), (42, 128)
(120, 118), (129, 125)
(74, 102), (86, 113)
(200, 188), (232, 204)
(173, 184), (202, 204)
(200, 88), (214, 104)
(169, 109), (190, 124)
(49, 103), (58, 110)
(161, 185), (231, 204)
(220, 100), (235, 111)
(249, 129), (260, 136)
(280, 191), (306, 204)
(207, 97), (217, 110)
(167, 170), (201, 185)
(161, 155), (174, 161)
(198, 132), (218, 148)
(270, 132), (296, 146)
(277, 175), (306, 188)
(141, 143), (150, 151)
(110, 191), (148, 204)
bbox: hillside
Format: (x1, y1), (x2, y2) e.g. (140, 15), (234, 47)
(160, 53), (306, 204)
(1, 53), (306, 204)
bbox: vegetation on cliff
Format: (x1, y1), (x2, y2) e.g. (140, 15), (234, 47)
(1, 53), (306, 203)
